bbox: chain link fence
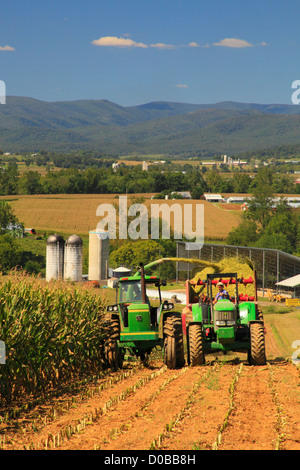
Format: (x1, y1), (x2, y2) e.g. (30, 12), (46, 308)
(176, 242), (300, 296)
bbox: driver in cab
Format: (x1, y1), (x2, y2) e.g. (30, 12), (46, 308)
(213, 281), (230, 305)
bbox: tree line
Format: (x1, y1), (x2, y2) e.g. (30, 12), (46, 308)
(1, 161), (299, 197)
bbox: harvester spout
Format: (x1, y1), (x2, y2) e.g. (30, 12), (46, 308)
(139, 262), (147, 303)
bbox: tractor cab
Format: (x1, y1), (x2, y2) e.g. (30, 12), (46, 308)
(115, 275), (164, 329)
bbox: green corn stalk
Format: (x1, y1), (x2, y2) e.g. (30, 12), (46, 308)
(0, 273), (107, 404)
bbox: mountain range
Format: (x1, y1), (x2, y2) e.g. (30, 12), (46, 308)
(1, 96), (300, 156)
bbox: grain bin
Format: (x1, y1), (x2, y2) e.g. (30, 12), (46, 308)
(88, 230), (109, 281)
(64, 234), (83, 282)
(46, 234), (65, 281)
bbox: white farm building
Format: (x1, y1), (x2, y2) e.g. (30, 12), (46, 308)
(203, 193), (224, 202)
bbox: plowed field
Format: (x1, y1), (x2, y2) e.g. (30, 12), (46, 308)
(1, 321), (299, 452)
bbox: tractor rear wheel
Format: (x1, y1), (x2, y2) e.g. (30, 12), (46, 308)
(248, 322), (266, 365)
(105, 317), (123, 370)
(188, 323), (205, 366)
(163, 314), (185, 369)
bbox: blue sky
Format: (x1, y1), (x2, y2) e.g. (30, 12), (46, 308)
(0, 0), (299, 106)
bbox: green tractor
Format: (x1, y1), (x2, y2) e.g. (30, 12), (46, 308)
(105, 263), (185, 370)
(185, 272), (266, 366)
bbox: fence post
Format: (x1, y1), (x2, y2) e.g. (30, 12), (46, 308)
(276, 251), (279, 294)
(176, 243), (178, 283)
(262, 250), (265, 297)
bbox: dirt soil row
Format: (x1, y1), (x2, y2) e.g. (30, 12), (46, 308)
(0, 323), (299, 451)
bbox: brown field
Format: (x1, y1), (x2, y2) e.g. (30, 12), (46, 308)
(0, 300), (299, 451)
(1, 194), (242, 239)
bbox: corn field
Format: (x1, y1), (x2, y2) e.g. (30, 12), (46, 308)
(0, 272), (107, 404)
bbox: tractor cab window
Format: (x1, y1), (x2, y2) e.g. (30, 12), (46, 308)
(120, 281), (142, 303)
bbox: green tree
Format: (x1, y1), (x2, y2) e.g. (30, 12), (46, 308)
(0, 163), (19, 195)
(109, 242), (136, 268)
(227, 218), (259, 246)
(0, 234), (22, 273)
(245, 168), (274, 229)
(18, 171), (43, 194)
(255, 232), (293, 253)
(232, 173), (252, 193)
(110, 240), (162, 270)
(255, 200), (299, 253)
(0, 201), (21, 234)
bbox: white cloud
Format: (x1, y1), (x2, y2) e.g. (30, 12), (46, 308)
(0, 45), (15, 51)
(176, 84), (188, 88)
(150, 42), (176, 50)
(92, 36), (262, 51)
(92, 36), (147, 48)
(213, 38), (253, 48)
(92, 36), (197, 50)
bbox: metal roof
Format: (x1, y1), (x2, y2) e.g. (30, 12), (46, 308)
(276, 274), (300, 287)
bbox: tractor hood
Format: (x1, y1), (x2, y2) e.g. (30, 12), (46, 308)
(214, 299), (235, 311)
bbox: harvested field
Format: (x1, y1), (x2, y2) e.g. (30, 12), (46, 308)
(0, 194), (241, 239)
(0, 312), (299, 452)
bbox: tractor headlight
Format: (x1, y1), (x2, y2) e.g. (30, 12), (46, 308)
(163, 302), (174, 310)
(215, 320), (235, 326)
(107, 304), (118, 312)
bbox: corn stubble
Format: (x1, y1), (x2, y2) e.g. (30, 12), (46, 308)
(0, 272), (107, 404)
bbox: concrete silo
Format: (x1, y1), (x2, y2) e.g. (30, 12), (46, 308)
(88, 230), (109, 281)
(64, 234), (83, 282)
(46, 234), (65, 281)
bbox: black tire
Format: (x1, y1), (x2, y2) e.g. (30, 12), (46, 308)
(163, 314), (185, 369)
(105, 317), (123, 370)
(248, 322), (266, 366)
(188, 323), (205, 366)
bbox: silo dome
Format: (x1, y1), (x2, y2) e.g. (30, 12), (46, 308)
(65, 234), (83, 245)
(47, 234), (65, 244)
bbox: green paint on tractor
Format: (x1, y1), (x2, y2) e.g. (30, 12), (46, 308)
(105, 263), (184, 370)
(185, 272), (267, 365)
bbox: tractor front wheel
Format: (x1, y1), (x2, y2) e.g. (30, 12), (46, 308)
(248, 322), (266, 365)
(188, 323), (205, 366)
(163, 314), (185, 369)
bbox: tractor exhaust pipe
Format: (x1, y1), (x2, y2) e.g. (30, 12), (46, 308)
(254, 269), (258, 302)
(139, 262), (147, 303)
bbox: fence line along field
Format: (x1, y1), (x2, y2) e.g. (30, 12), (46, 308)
(0, 194), (242, 239)
(0, 270), (299, 451)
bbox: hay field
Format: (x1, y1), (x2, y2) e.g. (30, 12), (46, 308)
(1, 194), (242, 238)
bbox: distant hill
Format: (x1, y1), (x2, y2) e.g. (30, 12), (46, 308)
(1, 96), (300, 155)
